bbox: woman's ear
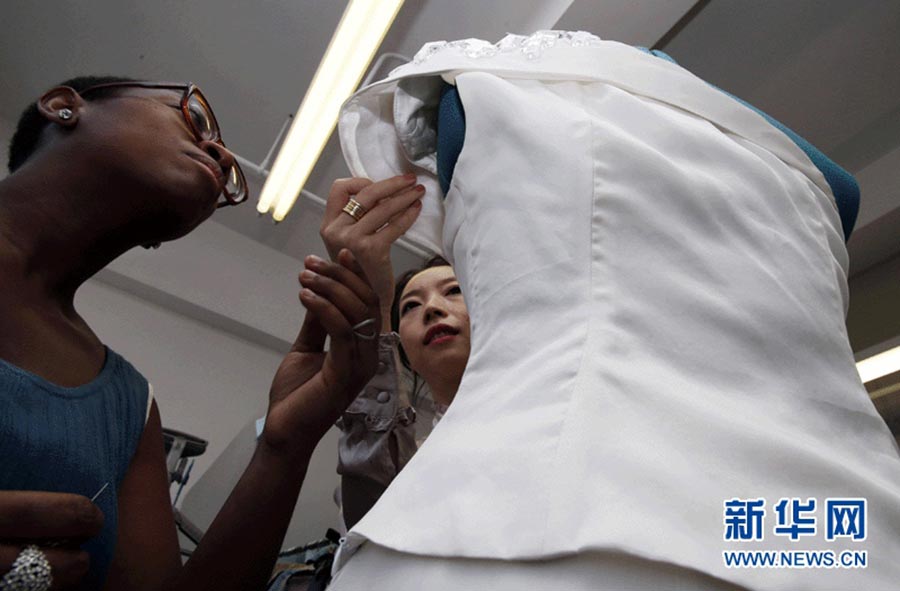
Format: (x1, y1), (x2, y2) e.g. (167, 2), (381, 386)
(36, 86), (84, 128)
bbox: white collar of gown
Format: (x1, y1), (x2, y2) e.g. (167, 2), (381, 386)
(336, 32), (900, 591)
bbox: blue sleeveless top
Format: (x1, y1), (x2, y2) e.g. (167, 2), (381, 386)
(0, 347), (149, 590)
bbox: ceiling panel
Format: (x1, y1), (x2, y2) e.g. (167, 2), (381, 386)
(1, 0), (347, 163)
(661, 0), (900, 167)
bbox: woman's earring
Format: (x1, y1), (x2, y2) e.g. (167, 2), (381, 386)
(58, 108), (73, 121)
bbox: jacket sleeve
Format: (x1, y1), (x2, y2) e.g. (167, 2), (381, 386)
(335, 333), (418, 528)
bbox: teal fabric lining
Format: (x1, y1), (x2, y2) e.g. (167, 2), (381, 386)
(437, 83), (466, 196)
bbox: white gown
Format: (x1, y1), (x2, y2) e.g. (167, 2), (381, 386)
(332, 32), (900, 590)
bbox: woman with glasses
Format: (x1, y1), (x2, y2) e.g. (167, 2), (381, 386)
(0, 76), (383, 591)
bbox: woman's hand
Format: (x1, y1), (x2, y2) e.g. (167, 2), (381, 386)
(262, 252), (382, 453)
(320, 176), (424, 330)
(0, 490), (103, 589)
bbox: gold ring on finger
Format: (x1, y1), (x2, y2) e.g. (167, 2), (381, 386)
(342, 198), (368, 222)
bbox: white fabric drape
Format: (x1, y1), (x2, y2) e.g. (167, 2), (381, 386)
(335, 33), (900, 591)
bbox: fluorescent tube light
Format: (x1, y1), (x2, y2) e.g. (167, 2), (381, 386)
(857, 345), (900, 384)
(257, 0), (405, 221)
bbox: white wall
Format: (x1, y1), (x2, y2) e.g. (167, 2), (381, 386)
(102, 219), (309, 348)
(76, 278), (282, 492)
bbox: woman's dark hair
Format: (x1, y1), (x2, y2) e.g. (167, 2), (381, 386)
(391, 254), (451, 369)
(7, 75), (137, 173)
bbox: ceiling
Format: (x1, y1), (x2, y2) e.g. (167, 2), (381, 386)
(1, 0), (897, 348)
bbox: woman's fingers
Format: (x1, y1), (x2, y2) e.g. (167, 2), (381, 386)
(298, 289), (354, 346)
(324, 178), (373, 225)
(350, 174), (418, 214)
(355, 184), (425, 234)
(0, 492), (102, 589)
(295, 255), (381, 355)
(0, 544), (90, 589)
(299, 271), (368, 329)
(299, 257), (378, 328)
(336, 249), (364, 277)
(321, 175), (418, 260)
(374, 196), (424, 244)
(298, 284), (379, 400)
(0, 491), (103, 540)
(295, 254), (381, 403)
(302, 256), (377, 311)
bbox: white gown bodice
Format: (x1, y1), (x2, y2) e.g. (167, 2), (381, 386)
(336, 32), (900, 590)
